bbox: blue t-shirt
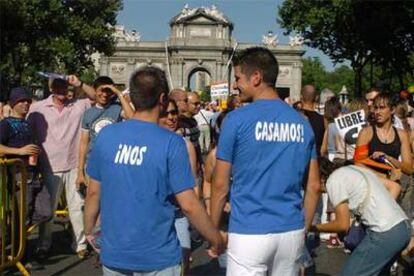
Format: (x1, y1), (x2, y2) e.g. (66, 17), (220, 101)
(86, 119), (195, 271)
(81, 104), (122, 151)
(0, 117), (34, 160)
(216, 99), (317, 234)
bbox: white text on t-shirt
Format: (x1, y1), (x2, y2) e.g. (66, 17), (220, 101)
(114, 144), (147, 165)
(255, 122), (304, 143)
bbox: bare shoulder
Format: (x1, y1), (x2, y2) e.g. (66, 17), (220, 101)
(359, 126), (373, 139)
(355, 125), (373, 146)
(396, 128), (410, 141)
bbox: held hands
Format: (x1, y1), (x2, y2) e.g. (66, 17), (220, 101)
(207, 231), (227, 258)
(18, 144), (39, 156)
(86, 234), (100, 254)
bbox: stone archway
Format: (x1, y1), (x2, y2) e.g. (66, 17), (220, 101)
(187, 67), (211, 91)
(100, 5), (304, 99)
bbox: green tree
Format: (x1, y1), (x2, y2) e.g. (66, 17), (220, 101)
(0, 0), (122, 95)
(301, 57), (327, 91)
(353, 1), (414, 89)
(278, 0), (414, 97)
(279, 0), (370, 97)
(302, 57), (355, 97)
(200, 85), (211, 102)
(326, 65), (354, 96)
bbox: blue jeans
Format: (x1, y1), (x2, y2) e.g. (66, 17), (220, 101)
(341, 220), (411, 276)
(103, 264), (181, 276)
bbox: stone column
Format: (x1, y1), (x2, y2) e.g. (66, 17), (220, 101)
(179, 59), (184, 88)
(100, 58), (109, 76)
(216, 60), (224, 81)
(291, 61), (303, 101)
(127, 58), (136, 84)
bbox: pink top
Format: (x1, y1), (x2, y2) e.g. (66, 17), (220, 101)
(28, 95), (91, 172)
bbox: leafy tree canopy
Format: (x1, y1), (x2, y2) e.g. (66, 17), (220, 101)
(279, 0), (414, 96)
(0, 0), (122, 97)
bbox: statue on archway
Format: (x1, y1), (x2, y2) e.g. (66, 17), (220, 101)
(262, 31), (278, 47)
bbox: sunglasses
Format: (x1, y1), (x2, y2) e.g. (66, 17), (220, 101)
(161, 109), (178, 117)
(190, 101), (201, 106)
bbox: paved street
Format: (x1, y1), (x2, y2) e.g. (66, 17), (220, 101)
(6, 224), (414, 275)
(9, 225), (349, 276)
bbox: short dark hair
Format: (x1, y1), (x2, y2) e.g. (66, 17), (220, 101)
(93, 76), (114, 89)
(51, 78), (68, 89)
(232, 47), (279, 87)
(129, 66), (170, 111)
(301, 85), (317, 103)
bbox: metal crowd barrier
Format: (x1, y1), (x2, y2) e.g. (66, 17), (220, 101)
(0, 158), (29, 275)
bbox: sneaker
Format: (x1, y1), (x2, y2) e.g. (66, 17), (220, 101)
(77, 249), (89, 259)
(326, 236), (343, 249)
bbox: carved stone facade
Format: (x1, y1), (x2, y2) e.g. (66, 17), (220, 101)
(99, 5), (304, 99)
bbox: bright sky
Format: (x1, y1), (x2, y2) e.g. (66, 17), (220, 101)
(117, 0), (338, 71)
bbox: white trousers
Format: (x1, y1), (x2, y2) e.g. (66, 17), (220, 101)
(227, 229), (305, 276)
(198, 124), (210, 153)
(38, 168), (86, 252)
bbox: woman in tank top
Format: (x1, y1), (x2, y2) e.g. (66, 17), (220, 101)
(356, 93), (412, 176)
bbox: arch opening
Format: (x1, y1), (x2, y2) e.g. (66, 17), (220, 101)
(187, 67), (211, 92)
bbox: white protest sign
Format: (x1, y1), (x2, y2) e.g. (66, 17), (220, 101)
(210, 81), (229, 99)
(334, 110), (367, 145)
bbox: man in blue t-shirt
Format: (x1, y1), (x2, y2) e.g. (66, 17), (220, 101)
(210, 47), (321, 276)
(76, 76), (133, 192)
(0, 87), (39, 160)
(84, 66), (224, 275)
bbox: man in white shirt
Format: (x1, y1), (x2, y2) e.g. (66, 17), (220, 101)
(194, 104), (214, 154)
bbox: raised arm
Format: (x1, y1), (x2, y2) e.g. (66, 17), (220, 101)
(104, 85), (135, 119)
(67, 75), (96, 100)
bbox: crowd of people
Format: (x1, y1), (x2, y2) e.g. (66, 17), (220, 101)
(1, 46), (414, 276)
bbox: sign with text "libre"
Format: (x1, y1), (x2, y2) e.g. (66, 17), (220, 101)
(334, 110), (367, 145)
